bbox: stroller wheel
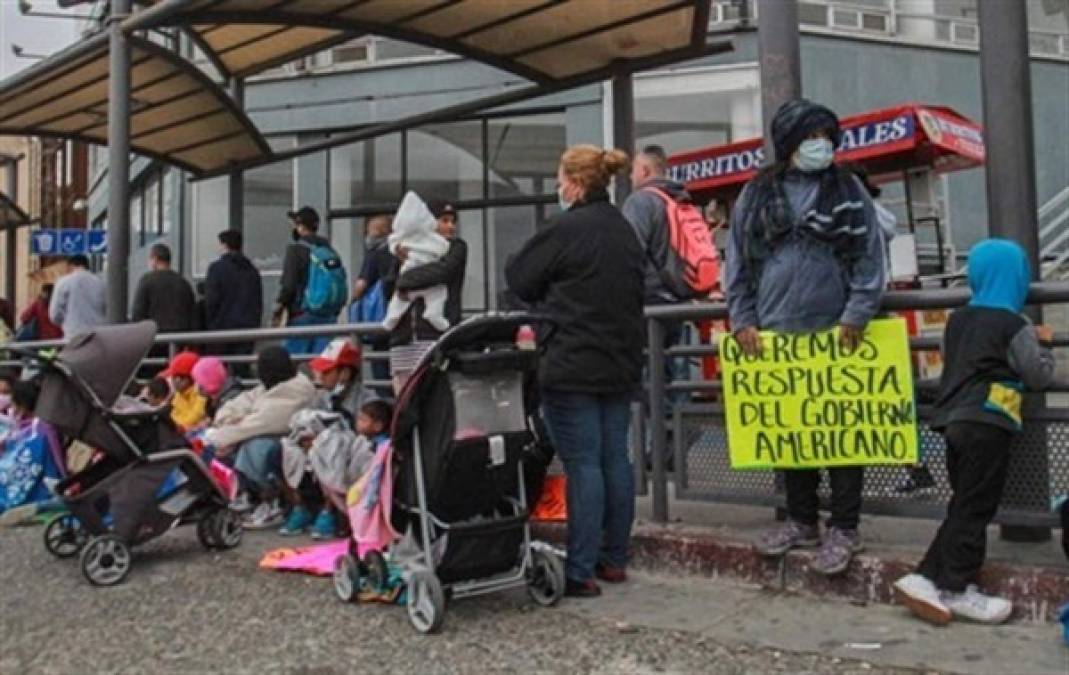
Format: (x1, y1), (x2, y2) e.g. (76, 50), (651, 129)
(407, 570), (446, 634)
(43, 514), (87, 559)
(196, 514), (220, 550)
(333, 554), (361, 603)
(211, 509), (243, 549)
(80, 535), (132, 586)
(527, 548), (565, 607)
(363, 550), (388, 593)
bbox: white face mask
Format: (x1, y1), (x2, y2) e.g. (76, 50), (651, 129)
(557, 185), (573, 212)
(792, 138), (835, 173)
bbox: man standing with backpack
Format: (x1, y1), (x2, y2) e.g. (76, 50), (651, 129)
(623, 145), (720, 460)
(275, 206), (348, 356)
(349, 213), (395, 390)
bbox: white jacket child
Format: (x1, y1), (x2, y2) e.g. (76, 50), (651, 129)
(382, 191), (451, 331)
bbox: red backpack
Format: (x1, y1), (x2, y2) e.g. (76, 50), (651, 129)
(644, 187), (721, 299)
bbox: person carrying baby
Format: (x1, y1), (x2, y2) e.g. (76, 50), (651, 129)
(383, 191), (451, 334)
(382, 192), (468, 393)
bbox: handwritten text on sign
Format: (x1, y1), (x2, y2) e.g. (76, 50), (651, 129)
(719, 318), (918, 469)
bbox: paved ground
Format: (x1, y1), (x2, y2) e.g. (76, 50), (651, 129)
(1, 525), (1065, 674)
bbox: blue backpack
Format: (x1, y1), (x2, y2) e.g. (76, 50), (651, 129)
(300, 242), (348, 316)
(348, 279), (386, 324)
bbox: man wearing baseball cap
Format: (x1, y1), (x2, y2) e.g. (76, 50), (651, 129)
(309, 338), (376, 423)
(276, 206), (342, 354)
(161, 351), (208, 431)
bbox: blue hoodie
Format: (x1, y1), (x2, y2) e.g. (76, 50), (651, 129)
(967, 238), (1030, 313)
(932, 239), (1054, 432)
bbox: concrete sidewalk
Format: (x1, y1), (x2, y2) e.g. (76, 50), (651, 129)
(574, 570), (1069, 675)
(535, 495), (1068, 623)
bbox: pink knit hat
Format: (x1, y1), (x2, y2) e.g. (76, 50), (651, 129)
(191, 357), (227, 397)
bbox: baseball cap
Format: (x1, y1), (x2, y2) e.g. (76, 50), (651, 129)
(429, 201), (457, 220)
(309, 338), (361, 374)
(287, 205), (320, 229)
(161, 351), (200, 378)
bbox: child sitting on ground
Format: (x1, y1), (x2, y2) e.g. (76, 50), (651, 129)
(893, 239), (1055, 626)
(381, 191), (450, 333)
(279, 399), (392, 539)
(161, 351), (208, 432)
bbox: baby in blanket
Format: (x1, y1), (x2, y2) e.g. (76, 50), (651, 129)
(382, 191), (450, 332)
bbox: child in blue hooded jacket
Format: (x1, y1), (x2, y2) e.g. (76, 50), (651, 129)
(894, 239), (1055, 626)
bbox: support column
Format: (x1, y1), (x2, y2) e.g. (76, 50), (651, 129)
(977, 0), (1050, 543)
(611, 72), (634, 204)
(228, 77), (245, 233)
(4, 160), (17, 304)
(756, 0), (802, 161)
(105, 0), (132, 324)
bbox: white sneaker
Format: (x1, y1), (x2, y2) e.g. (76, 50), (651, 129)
(893, 574), (952, 625)
(941, 585), (1013, 624)
(243, 499), (284, 530)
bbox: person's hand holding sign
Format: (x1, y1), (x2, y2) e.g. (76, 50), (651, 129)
(735, 326), (763, 357)
(840, 323), (864, 354)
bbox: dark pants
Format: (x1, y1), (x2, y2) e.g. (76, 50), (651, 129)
(917, 423), (1012, 592)
(541, 390), (635, 582)
(784, 467), (864, 530)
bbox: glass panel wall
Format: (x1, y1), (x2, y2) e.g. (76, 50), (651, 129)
(487, 113), (565, 198)
(329, 134), (403, 210)
(328, 110), (565, 313)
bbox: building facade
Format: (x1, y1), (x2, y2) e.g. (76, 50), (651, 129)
(83, 0), (1069, 318)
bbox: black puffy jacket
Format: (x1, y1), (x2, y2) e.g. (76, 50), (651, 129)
(205, 252), (263, 330)
(506, 189), (645, 394)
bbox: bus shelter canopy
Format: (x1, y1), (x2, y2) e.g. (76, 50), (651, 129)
(134, 0), (712, 81)
(0, 32), (270, 176)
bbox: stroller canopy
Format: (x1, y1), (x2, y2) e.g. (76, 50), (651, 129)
(57, 321), (157, 408)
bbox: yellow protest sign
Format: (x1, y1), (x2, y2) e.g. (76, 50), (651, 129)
(719, 318), (918, 470)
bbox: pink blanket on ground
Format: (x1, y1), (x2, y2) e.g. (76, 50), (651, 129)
(259, 540), (349, 576)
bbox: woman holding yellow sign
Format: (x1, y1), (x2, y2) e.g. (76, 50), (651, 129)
(724, 99), (886, 576)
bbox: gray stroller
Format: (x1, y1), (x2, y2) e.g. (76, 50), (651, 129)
(22, 321), (240, 586)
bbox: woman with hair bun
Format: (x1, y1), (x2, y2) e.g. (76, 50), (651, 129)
(506, 144), (644, 598)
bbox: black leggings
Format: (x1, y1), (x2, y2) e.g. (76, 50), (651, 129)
(917, 422), (1012, 592)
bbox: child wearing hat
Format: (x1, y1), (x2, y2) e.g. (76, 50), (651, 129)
(161, 351), (208, 432)
(310, 338), (377, 423)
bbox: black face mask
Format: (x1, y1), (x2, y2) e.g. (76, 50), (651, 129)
(291, 228), (301, 242)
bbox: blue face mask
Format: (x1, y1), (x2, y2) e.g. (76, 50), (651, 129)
(792, 138), (835, 173)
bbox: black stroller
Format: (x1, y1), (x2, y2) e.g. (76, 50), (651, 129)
(332, 313), (565, 633)
(21, 321), (240, 586)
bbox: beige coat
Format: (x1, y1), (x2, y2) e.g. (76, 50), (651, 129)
(206, 373), (317, 451)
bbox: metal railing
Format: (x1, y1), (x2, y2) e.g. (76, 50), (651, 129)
(1, 322), (392, 389)
(3, 284), (1067, 529)
(644, 283), (1069, 526)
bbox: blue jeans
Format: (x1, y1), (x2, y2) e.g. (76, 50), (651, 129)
(234, 437), (282, 496)
(284, 313), (336, 356)
(541, 390), (635, 582)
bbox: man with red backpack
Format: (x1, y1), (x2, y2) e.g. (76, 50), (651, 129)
(623, 145), (720, 463)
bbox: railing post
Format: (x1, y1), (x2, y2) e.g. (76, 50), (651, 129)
(648, 316), (669, 523)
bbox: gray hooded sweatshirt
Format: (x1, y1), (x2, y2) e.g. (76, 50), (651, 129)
(725, 171), (885, 333)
